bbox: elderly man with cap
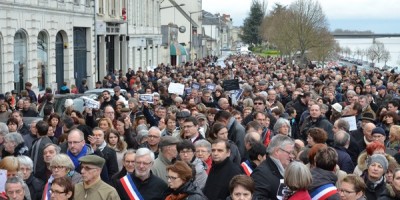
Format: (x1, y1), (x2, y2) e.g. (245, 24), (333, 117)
(371, 127), (397, 156)
(115, 148), (168, 200)
(112, 86), (126, 102)
(74, 155), (120, 200)
(151, 135), (180, 183)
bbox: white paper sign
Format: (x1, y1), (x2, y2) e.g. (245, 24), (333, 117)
(139, 94), (154, 104)
(168, 83), (185, 95)
(0, 169), (6, 192)
(341, 116), (357, 131)
(81, 96), (100, 109)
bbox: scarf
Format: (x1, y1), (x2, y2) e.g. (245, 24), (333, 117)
(67, 145), (88, 168)
(165, 193), (189, 200)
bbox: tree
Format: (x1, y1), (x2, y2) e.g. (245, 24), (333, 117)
(239, 0), (266, 46)
(382, 50), (391, 66)
(367, 41), (387, 63)
(261, 0), (332, 64)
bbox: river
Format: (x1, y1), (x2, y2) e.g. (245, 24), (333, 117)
(335, 37), (400, 67)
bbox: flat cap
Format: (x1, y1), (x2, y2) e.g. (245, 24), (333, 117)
(79, 155), (105, 168)
(159, 136), (180, 147)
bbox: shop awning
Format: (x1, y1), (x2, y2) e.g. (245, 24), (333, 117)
(170, 43), (187, 56)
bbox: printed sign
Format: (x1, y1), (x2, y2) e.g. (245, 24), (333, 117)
(139, 94), (154, 104)
(81, 96), (100, 109)
(168, 83), (185, 95)
(223, 79), (240, 91)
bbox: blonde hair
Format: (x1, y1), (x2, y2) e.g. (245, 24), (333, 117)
(50, 154), (75, 171)
(390, 125), (400, 140)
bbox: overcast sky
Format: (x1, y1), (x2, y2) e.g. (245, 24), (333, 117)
(202, 0), (400, 33)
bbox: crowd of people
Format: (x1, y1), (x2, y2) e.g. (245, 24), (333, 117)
(0, 54), (400, 200)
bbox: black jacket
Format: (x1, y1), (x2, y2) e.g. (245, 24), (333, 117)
(100, 145), (119, 182)
(166, 181), (208, 200)
(1, 143), (29, 157)
(300, 115), (333, 144)
(251, 156), (283, 200)
(362, 171), (392, 200)
(334, 145), (355, 174)
(115, 172), (169, 200)
(30, 136), (53, 182)
(227, 118), (246, 159)
(203, 157), (243, 200)
(26, 174), (45, 200)
(309, 168), (340, 200)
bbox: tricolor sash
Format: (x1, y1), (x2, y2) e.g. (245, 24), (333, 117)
(310, 183), (337, 200)
(120, 174), (144, 200)
(241, 160), (253, 176)
(42, 181), (51, 200)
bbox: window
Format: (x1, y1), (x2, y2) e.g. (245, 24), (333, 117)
(14, 30), (27, 92)
(98, 0), (104, 14)
(74, 0), (79, 5)
(37, 31), (48, 91)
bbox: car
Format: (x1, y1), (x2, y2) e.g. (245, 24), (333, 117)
(38, 93), (97, 117)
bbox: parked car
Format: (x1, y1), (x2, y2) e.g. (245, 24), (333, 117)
(38, 93), (97, 117)
(84, 88), (127, 97)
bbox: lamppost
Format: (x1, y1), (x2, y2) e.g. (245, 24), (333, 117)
(189, 10), (203, 66)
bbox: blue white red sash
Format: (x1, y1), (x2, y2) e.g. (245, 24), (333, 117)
(42, 181), (51, 200)
(241, 160), (253, 176)
(310, 183), (337, 200)
(120, 174), (144, 200)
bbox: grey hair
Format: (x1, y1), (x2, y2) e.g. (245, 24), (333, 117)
(273, 118), (292, 137)
(135, 147), (155, 161)
(43, 143), (61, 154)
(123, 149), (136, 161)
(267, 134), (295, 154)
(5, 176), (25, 190)
(4, 132), (25, 145)
(346, 90), (356, 96)
(0, 122), (9, 136)
(194, 139), (212, 152)
(242, 98), (254, 108)
(335, 119), (350, 132)
(50, 154), (75, 171)
(334, 130), (350, 147)
(174, 97), (183, 103)
(148, 126), (161, 136)
(17, 156), (33, 170)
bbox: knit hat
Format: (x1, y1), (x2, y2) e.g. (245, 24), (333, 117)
(367, 154), (388, 173)
(371, 127), (386, 137)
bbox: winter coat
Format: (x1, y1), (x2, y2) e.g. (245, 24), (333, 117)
(334, 145), (355, 174)
(165, 181), (208, 200)
(191, 157), (207, 190)
(353, 152), (398, 176)
(362, 171), (392, 200)
(1, 143), (29, 157)
(203, 157), (243, 200)
(300, 115), (334, 144)
(251, 156), (284, 200)
(227, 117), (246, 159)
(25, 174), (45, 200)
(308, 168), (340, 200)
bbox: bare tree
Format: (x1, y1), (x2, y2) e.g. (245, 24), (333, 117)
(381, 50), (391, 66)
(367, 41), (387, 63)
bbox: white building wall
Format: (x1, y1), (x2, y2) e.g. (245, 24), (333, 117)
(0, 0), (95, 93)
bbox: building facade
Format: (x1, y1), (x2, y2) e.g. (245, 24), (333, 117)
(0, 0), (95, 93)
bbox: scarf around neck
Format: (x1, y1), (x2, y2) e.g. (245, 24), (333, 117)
(67, 145), (88, 168)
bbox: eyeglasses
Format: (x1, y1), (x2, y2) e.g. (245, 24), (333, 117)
(166, 175), (179, 180)
(338, 188), (356, 195)
(50, 166), (66, 170)
(49, 189), (66, 195)
(195, 150), (209, 154)
(67, 140), (83, 145)
(279, 148), (295, 156)
(134, 161), (152, 167)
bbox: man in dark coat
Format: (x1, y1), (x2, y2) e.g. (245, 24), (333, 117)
(115, 148), (169, 200)
(215, 110), (246, 159)
(203, 139), (242, 200)
(30, 120), (53, 182)
(252, 135), (295, 200)
(300, 104), (333, 144)
(333, 130), (355, 174)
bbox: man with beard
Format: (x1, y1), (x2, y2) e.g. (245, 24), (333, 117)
(100, 90), (116, 110)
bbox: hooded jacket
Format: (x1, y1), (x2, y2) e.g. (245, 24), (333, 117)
(165, 181), (208, 200)
(308, 168), (340, 200)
